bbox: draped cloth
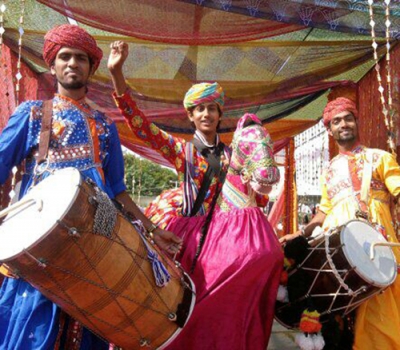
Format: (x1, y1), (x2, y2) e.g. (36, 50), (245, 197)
(164, 196), (283, 350)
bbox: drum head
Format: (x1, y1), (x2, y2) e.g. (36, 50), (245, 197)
(0, 168), (81, 261)
(341, 220), (397, 288)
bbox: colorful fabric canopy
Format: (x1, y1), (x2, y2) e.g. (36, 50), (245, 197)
(36, 0), (400, 42)
(0, 0), (393, 165)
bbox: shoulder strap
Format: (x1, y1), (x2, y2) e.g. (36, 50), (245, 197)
(186, 139), (228, 217)
(189, 139), (215, 217)
(190, 161), (227, 273)
(360, 149), (373, 206)
(35, 100), (53, 165)
(191, 137), (224, 175)
(190, 163), (214, 217)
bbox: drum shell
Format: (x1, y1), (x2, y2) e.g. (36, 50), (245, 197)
(1, 175), (193, 349)
(276, 227), (389, 329)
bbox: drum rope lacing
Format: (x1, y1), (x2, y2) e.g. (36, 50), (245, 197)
(324, 231), (367, 297)
(21, 233), (171, 349)
(288, 243), (355, 306)
(19, 269), (163, 348)
(9, 174), (193, 348)
(35, 258), (169, 315)
(15, 265), (130, 345)
(45, 180), (190, 347)
(84, 178), (175, 287)
(57, 190), (181, 310)
(82, 181), (183, 297)
(55, 231), (146, 341)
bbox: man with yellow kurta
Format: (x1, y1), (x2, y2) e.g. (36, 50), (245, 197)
(281, 96), (400, 349)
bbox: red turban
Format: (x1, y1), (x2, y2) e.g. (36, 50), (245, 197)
(43, 24), (103, 72)
(322, 97), (358, 127)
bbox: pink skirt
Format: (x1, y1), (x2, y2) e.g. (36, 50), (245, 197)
(165, 207), (283, 350)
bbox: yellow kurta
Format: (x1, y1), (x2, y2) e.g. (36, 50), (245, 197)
(319, 145), (400, 350)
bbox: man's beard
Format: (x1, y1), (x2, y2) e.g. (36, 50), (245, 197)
(336, 132), (356, 145)
(59, 80), (87, 90)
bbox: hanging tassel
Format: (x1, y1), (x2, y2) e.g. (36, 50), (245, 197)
(295, 332), (325, 350)
(296, 309), (325, 350)
(147, 249), (171, 287)
(283, 256), (294, 269)
(280, 269), (288, 285)
(295, 333), (314, 350)
(131, 220), (171, 287)
(299, 309), (322, 333)
(311, 333), (325, 350)
(276, 284), (289, 302)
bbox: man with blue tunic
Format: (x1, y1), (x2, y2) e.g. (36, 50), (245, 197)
(0, 24), (181, 350)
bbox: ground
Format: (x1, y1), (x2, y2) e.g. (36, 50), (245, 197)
(267, 321), (299, 350)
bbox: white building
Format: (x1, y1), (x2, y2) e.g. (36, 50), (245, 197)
(295, 120), (329, 197)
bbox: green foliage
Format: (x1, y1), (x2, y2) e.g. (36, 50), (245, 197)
(124, 154), (178, 197)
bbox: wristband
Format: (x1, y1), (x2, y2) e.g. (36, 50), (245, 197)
(147, 223), (158, 238)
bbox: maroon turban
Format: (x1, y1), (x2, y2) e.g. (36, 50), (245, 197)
(323, 97), (358, 127)
(43, 24), (103, 72)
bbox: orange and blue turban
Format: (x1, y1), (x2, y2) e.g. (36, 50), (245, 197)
(323, 97), (358, 127)
(183, 82), (225, 111)
(43, 24), (103, 72)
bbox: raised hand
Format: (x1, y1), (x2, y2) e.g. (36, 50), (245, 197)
(108, 41), (129, 74)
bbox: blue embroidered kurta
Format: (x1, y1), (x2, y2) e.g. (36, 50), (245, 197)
(0, 95), (126, 349)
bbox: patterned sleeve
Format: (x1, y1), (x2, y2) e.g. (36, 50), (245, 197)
(113, 90), (186, 173)
(318, 171), (332, 215)
(0, 102), (33, 185)
(375, 151), (400, 197)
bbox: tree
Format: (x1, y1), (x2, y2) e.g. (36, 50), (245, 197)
(123, 154), (178, 197)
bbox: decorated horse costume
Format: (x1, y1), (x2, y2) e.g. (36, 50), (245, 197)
(146, 113), (283, 350)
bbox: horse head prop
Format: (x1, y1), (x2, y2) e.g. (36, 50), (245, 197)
(217, 113), (280, 211)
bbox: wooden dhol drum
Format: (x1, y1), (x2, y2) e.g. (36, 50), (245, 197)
(276, 220), (397, 328)
(0, 168), (195, 349)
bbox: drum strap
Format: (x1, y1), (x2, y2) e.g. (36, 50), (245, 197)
(184, 139), (227, 217)
(360, 150), (373, 207)
(36, 100), (53, 165)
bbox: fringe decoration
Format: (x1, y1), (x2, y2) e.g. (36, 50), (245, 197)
(276, 284), (289, 302)
(295, 333), (315, 350)
(299, 309), (322, 333)
(295, 309), (325, 350)
(133, 220), (171, 287)
(312, 333), (325, 350)
(295, 332), (325, 350)
(147, 249), (171, 287)
(280, 269), (288, 285)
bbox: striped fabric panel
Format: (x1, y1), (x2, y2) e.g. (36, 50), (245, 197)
(218, 178), (248, 210)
